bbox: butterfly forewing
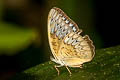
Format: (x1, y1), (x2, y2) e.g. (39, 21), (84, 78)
(48, 7), (80, 59)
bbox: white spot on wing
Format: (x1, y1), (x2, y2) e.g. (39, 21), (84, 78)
(62, 17), (65, 20)
(64, 36), (70, 43)
(72, 27), (76, 32)
(65, 20), (69, 24)
(68, 38), (74, 44)
(69, 23), (73, 27)
(55, 14), (59, 20)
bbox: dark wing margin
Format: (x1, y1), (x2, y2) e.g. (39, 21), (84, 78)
(83, 35), (95, 59)
(52, 7), (80, 33)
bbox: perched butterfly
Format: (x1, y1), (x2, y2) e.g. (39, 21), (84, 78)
(47, 7), (95, 75)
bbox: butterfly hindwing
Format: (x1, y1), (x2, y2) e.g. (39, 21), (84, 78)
(57, 32), (95, 66)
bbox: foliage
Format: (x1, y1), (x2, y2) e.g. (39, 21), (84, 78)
(11, 45), (120, 80)
(0, 23), (37, 55)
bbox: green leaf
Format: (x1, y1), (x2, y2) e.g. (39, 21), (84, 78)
(0, 23), (37, 55)
(12, 45), (120, 80)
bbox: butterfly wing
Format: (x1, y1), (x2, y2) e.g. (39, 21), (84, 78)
(48, 7), (95, 67)
(52, 8), (95, 67)
(48, 7), (80, 60)
(58, 33), (95, 67)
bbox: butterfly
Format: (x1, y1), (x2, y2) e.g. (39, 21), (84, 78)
(47, 7), (95, 75)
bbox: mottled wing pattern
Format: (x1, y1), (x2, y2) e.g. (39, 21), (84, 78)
(59, 33), (95, 66)
(48, 7), (80, 60)
(48, 7), (95, 67)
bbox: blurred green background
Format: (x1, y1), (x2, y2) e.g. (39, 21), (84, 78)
(0, 0), (119, 80)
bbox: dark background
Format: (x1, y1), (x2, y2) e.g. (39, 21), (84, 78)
(0, 0), (119, 80)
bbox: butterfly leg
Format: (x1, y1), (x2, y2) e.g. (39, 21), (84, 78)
(54, 65), (62, 75)
(65, 65), (72, 76)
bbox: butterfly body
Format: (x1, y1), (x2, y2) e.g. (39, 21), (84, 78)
(48, 7), (95, 75)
